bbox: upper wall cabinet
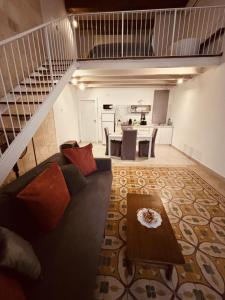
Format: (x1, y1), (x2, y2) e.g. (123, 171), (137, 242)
(130, 105), (151, 113)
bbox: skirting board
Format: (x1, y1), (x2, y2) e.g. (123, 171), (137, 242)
(171, 145), (225, 182)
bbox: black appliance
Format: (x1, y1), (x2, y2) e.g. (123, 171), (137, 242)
(103, 104), (113, 110)
(140, 113), (147, 125)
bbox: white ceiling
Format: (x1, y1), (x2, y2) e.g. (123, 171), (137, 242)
(71, 66), (208, 87)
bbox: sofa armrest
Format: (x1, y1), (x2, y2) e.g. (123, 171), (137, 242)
(95, 158), (112, 172)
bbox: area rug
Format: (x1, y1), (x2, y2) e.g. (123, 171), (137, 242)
(94, 166), (225, 300)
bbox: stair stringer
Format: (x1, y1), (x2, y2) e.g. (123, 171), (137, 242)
(0, 62), (77, 184)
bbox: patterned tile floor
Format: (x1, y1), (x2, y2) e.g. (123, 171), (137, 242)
(94, 166), (225, 300)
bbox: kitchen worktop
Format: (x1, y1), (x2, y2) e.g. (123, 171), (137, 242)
(114, 124), (174, 145)
(116, 124), (173, 129)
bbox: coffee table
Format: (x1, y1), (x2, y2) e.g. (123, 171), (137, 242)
(126, 193), (185, 280)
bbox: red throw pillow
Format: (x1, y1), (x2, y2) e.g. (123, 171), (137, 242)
(0, 272), (26, 300)
(17, 163), (70, 232)
(63, 143), (97, 176)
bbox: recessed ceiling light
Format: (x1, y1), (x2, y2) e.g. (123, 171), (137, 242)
(71, 78), (78, 85)
(72, 19), (78, 28)
(78, 83), (85, 91)
(177, 78), (184, 85)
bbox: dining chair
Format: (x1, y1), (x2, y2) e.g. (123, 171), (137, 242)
(121, 125), (133, 131)
(138, 128), (158, 158)
(104, 127), (122, 156)
(121, 130), (137, 160)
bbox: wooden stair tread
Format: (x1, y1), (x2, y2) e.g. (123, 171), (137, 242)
(0, 128), (21, 133)
(11, 91), (49, 95)
(1, 101), (42, 105)
(2, 113), (31, 117)
(20, 82), (55, 87)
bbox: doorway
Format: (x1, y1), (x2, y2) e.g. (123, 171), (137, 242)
(79, 99), (98, 142)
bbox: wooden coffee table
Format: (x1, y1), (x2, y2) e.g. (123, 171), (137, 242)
(126, 193), (185, 280)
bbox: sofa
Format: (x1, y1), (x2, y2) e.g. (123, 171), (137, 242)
(0, 153), (112, 300)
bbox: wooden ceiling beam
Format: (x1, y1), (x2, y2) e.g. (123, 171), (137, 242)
(75, 75), (194, 80)
(85, 83), (176, 87)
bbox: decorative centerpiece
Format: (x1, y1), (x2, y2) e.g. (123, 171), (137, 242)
(137, 208), (162, 228)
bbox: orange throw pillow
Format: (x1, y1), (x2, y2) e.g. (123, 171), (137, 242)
(0, 272), (26, 300)
(17, 163), (70, 232)
(63, 143), (97, 176)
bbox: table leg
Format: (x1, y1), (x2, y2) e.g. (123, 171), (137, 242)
(165, 265), (173, 281)
(148, 138), (152, 159)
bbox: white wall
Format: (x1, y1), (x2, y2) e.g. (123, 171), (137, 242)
(75, 87), (168, 141)
(53, 84), (80, 147)
(40, 0), (66, 22)
(170, 63), (225, 178)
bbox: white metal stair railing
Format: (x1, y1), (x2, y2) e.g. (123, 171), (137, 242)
(0, 15), (78, 184)
(72, 6), (225, 60)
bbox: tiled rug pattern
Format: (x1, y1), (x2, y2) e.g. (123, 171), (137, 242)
(94, 167), (225, 300)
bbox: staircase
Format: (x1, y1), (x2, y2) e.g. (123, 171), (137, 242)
(0, 16), (77, 183)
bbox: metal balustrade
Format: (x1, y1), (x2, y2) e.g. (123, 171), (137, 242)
(0, 15), (76, 163)
(73, 6), (225, 60)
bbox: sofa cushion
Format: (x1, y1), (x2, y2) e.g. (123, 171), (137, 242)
(2, 154), (69, 199)
(17, 163), (70, 232)
(61, 164), (87, 196)
(0, 272), (26, 300)
(24, 170), (112, 300)
(0, 227), (41, 279)
(63, 144), (97, 176)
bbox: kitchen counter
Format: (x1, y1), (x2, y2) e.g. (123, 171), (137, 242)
(115, 124), (174, 145)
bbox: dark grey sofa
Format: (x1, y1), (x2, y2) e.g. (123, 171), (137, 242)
(0, 153), (112, 300)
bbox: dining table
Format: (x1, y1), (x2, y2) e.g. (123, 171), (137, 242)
(108, 132), (152, 159)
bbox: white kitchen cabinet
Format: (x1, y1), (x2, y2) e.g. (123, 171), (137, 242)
(155, 126), (173, 144)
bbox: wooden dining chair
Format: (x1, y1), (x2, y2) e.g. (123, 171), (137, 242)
(138, 128), (158, 157)
(121, 130), (137, 160)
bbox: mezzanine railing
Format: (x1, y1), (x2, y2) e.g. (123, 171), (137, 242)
(73, 6), (225, 60)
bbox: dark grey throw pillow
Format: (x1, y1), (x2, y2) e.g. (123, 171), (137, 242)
(61, 164), (87, 195)
(0, 227), (41, 279)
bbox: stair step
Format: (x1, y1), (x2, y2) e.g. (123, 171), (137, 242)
(42, 65), (69, 70)
(2, 114), (31, 120)
(30, 71), (63, 77)
(0, 128), (20, 134)
(3, 106), (35, 114)
(1, 94), (45, 103)
(1, 101), (42, 105)
(20, 83), (54, 87)
(11, 91), (49, 95)
(21, 78), (58, 85)
(36, 69), (64, 75)
(1, 115), (27, 128)
(13, 85), (51, 93)
(42, 63), (72, 68)
(48, 59), (73, 62)
(29, 75), (62, 80)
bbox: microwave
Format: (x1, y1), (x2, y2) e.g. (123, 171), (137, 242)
(103, 104), (113, 110)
